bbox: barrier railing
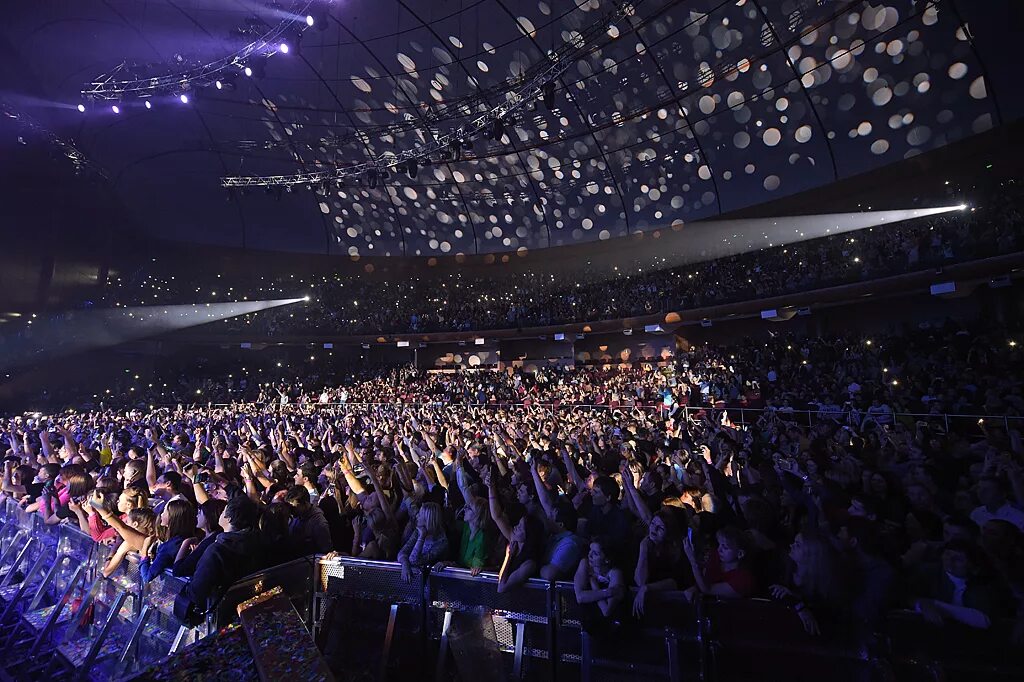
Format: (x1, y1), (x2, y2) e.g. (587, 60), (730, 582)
(2, 514), (1022, 681)
(0, 497), (204, 681)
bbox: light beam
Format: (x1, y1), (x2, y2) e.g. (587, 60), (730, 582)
(0, 297), (304, 370)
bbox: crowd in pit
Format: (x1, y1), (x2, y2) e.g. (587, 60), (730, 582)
(1, 320), (1023, 650)
(61, 181), (1019, 337)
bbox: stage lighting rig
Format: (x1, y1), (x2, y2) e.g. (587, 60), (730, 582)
(80, 0), (328, 103)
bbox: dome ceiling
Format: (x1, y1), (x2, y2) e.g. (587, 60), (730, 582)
(0, 0), (1017, 256)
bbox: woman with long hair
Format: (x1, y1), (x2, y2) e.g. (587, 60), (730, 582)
(101, 507), (157, 578)
(353, 506), (400, 561)
(43, 464), (93, 526)
(633, 509), (687, 617)
(397, 502), (449, 582)
(497, 514), (546, 593)
(770, 532), (845, 635)
(574, 536), (627, 633)
(173, 498), (228, 575)
(140, 498), (198, 583)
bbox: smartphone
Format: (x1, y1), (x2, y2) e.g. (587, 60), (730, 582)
(87, 498), (104, 511)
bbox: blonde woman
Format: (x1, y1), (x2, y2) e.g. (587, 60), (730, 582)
(397, 502), (449, 583)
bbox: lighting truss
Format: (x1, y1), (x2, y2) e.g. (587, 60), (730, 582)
(221, 0), (643, 188)
(80, 0), (324, 102)
(0, 102), (106, 178)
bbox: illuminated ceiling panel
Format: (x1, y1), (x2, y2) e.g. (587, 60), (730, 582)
(0, 0), (1014, 256)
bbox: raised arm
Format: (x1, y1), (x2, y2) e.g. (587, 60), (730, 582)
(146, 447), (159, 491)
(358, 450), (396, 524)
(98, 508), (148, 549)
(485, 469), (514, 541)
(620, 460), (652, 525)
(529, 457), (556, 518)
(338, 444), (368, 497)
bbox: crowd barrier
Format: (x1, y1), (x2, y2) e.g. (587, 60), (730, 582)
(0, 498), (205, 681)
(2, 502), (1023, 681)
(314, 556), (1024, 682)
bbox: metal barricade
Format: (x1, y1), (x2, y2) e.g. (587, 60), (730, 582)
(316, 556), (424, 682)
(0, 523), (95, 630)
(554, 582), (702, 682)
(703, 597), (889, 682)
(0, 534), (115, 674)
(114, 572), (201, 679)
(428, 568), (553, 682)
(0, 504), (39, 582)
(213, 556), (316, 630)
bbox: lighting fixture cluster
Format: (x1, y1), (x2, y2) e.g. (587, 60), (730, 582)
(220, 0), (640, 189)
(1, 101), (105, 178)
(78, 0), (332, 108)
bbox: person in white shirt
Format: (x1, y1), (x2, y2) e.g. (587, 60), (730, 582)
(970, 476), (1024, 531)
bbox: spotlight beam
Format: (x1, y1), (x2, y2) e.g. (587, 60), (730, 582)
(0, 298), (304, 370)
(639, 205), (966, 270)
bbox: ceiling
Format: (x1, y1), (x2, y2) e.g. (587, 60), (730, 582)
(1, 0), (1019, 257)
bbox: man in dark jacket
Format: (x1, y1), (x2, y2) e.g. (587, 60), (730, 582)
(285, 485), (333, 555)
(174, 495), (267, 624)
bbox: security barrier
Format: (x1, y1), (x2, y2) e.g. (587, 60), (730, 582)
(0, 498), (204, 681)
(0, 508), (1021, 682)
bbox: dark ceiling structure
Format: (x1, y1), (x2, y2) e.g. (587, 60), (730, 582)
(1, 0), (1019, 257)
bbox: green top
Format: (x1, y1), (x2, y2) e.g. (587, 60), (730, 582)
(458, 521), (491, 569)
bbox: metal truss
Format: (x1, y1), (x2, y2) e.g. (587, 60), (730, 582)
(81, 0), (322, 102)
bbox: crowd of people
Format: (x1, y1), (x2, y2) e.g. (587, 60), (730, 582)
(68, 181), (1020, 337)
(2, 319), (1022, 655)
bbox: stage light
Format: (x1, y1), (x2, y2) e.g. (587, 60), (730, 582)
(244, 66), (253, 77)
(215, 80), (223, 90)
(280, 42), (290, 54)
(111, 105), (120, 114)
(303, 295), (310, 302)
(144, 100), (152, 109)
(180, 94), (189, 104)
(306, 14), (314, 26)
(77, 104), (85, 113)
(958, 204), (967, 210)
